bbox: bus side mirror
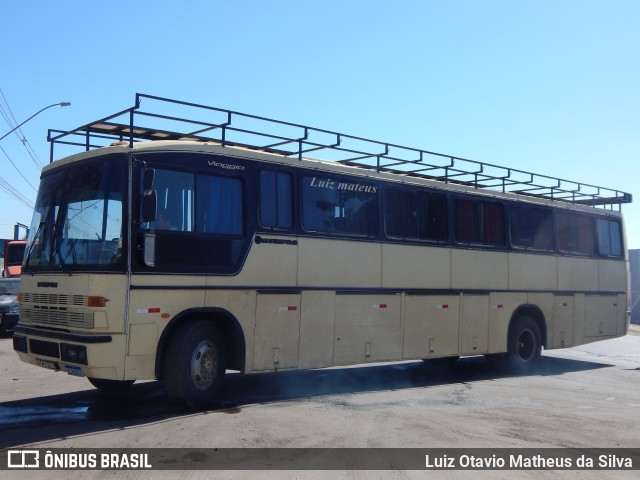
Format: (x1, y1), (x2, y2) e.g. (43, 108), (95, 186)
(142, 190), (157, 223)
(143, 168), (155, 190)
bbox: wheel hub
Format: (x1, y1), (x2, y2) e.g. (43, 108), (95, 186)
(518, 329), (535, 362)
(191, 340), (217, 390)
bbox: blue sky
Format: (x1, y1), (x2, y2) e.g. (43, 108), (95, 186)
(1, 0), (638, 248)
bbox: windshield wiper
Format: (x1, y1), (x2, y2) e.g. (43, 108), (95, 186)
(53, 237), (67, 271)
(63, 237), (78, 265)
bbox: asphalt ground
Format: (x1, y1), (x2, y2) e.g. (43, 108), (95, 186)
(0, 325), (639, 479)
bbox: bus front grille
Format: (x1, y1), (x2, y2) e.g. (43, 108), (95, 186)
(29, 339), (61, 359)
(21, 293), (87, 306)
(20, 306), (95, 329)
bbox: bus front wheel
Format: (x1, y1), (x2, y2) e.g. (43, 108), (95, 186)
(163, 320), (227, 409)
(505, 315), (542, 373)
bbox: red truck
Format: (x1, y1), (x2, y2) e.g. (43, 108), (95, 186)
(2, 240), (26, 278)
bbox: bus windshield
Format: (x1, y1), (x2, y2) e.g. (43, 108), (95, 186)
(24, 157), (126, 272)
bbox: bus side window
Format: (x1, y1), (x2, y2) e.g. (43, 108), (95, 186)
(417, 191), (448, 241)
(302, 175), (378, 236)
(148, 169), (194, 232)
(454, 198), (480, 243)
(557, 212), (595, 255)
(384, 189), (416, 238)
(481, 202), (505, 245)
(509, 205), (554, 251)
(454, 197), (505, 246)
(196, 175), (243, 235)
(385, 189), (448, 241)
(260, 171), (293, 229)
(597, 218), (623, 257)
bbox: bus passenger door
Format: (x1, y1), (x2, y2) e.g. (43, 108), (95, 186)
(253, 293), (301, 371)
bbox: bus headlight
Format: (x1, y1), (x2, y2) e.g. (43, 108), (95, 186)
(60, 344), (88, 365)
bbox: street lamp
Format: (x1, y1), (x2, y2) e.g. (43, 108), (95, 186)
(0, 101), (71, 142)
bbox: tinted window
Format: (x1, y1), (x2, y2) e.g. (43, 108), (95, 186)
(454, 198), (480, 243)
(142, 169), (246, 272)
(384, 188), (447, 241)
(196, 175), (243, 235)
(417, 191), (448, 241)
(385, 189), (415, 238)
(302, 175), (378, 235)
(454, 198), (505, 246)
(509, 205), (554, 251)
(150, 169), (194, 232)
(597, 218), (623, 257)
(557, 212), (595, 255)
(260, 171), (293, 229)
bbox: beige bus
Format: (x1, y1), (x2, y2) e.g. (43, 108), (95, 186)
(13, 94), (631, 408)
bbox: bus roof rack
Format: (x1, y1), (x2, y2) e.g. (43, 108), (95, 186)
(48, 93), (632, 210)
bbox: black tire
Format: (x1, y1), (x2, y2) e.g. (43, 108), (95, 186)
(88, 377), (135, 393)
(163, 321), (226, 409)
(505, 315), (542, 373)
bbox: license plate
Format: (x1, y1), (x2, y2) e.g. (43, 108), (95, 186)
(65, 365), (85, 377)
(35, 358), (59, 370)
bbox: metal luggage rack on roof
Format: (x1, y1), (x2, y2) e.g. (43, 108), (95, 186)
(48, 93), (632, 210)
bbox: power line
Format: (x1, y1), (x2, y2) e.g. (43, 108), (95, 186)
(0, 145), (37, 191)
(0, 176), (34, 209)
(0, 90), (46, 209)
(0, 103), (45, 170)
(0, 89), (45, 169)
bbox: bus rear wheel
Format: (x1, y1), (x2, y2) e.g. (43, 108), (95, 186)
(163, 320), (226, 409)
(505, 315), (542, 373)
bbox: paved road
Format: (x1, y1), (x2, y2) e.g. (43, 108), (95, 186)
(0, 327), (639, 479)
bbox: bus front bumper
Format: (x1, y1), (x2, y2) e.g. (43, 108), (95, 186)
(12, 324), (128, 380)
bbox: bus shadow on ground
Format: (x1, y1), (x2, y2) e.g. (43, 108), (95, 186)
(0, 355), (610, 448)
